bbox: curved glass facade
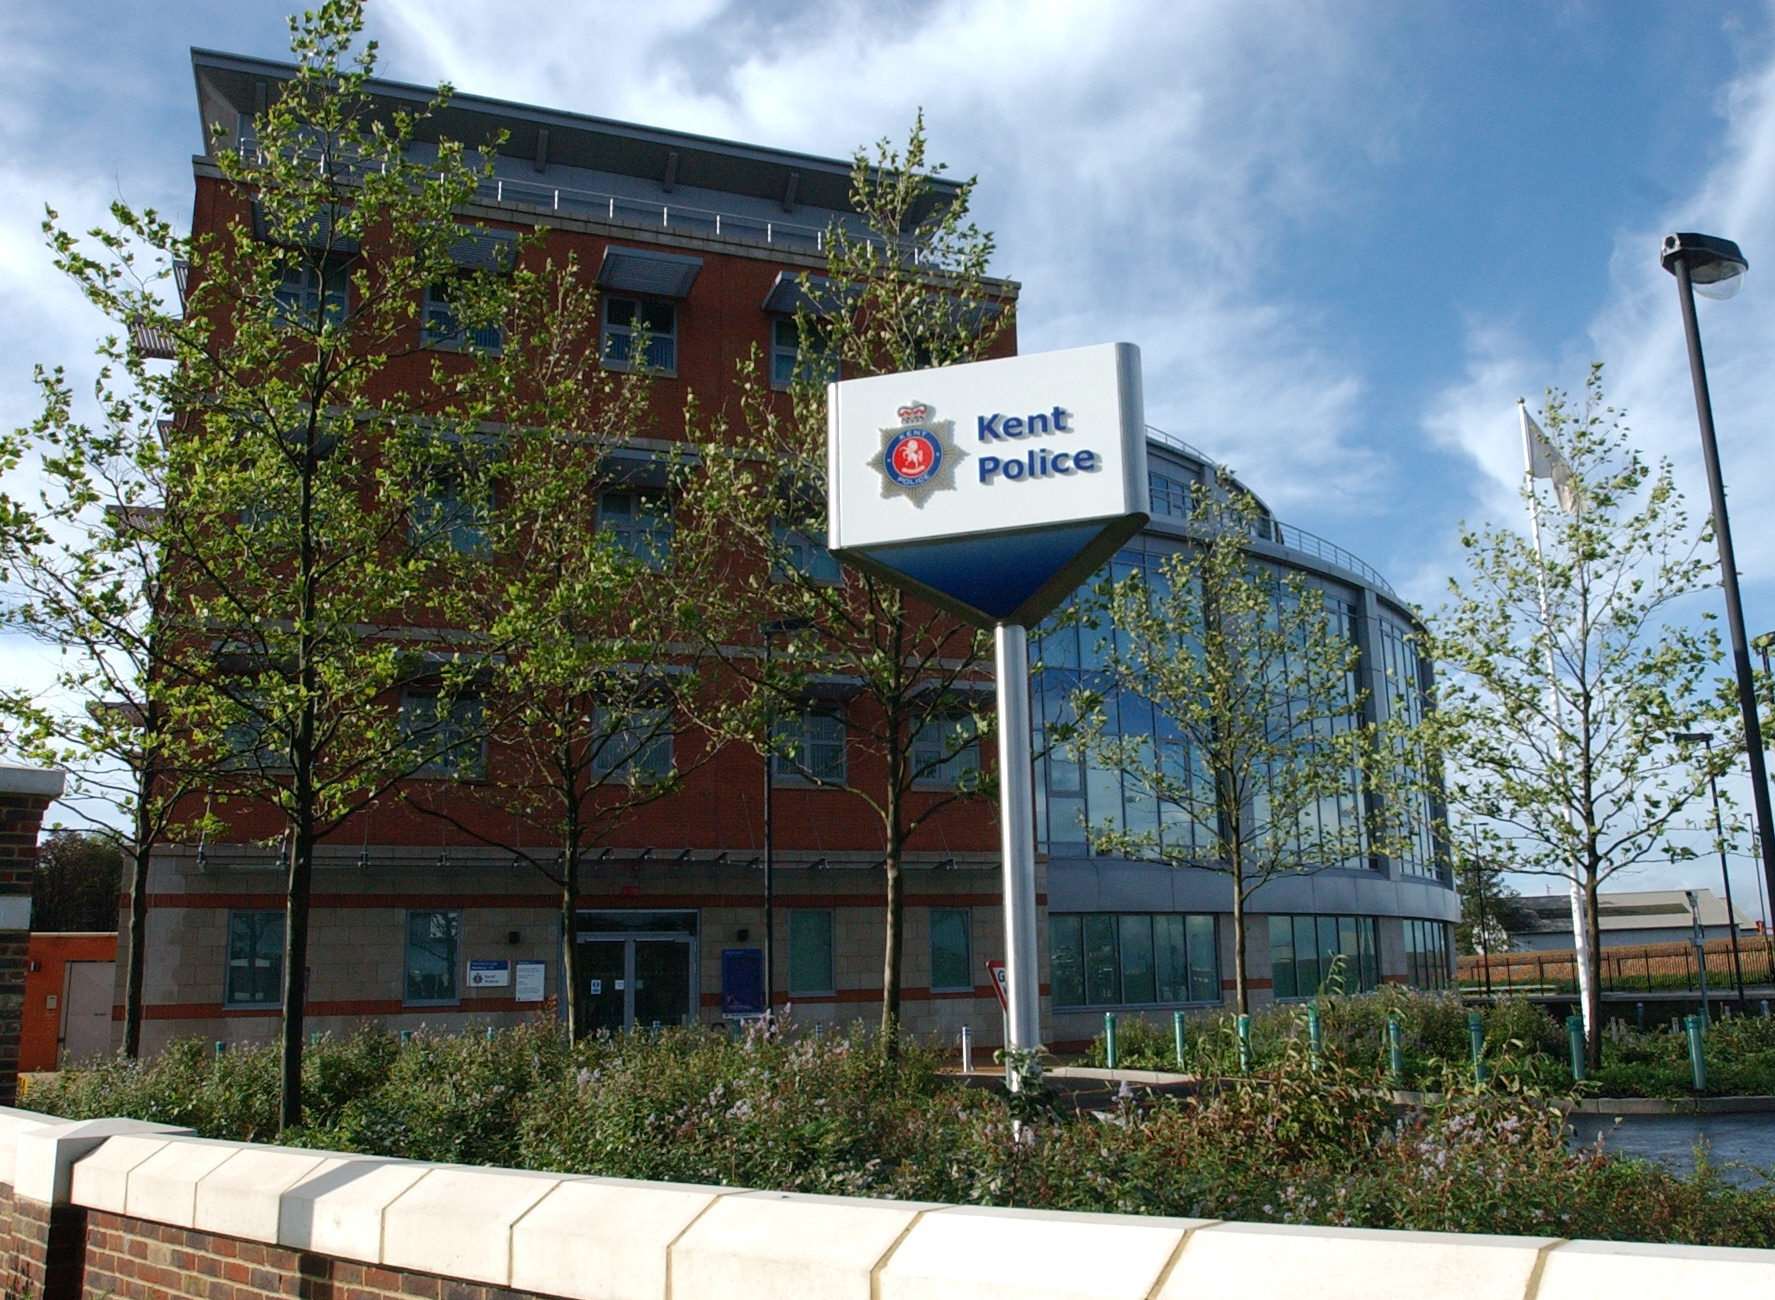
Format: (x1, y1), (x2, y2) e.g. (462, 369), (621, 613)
(1039, 436), (1460, 1025)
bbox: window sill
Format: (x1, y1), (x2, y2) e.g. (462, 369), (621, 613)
(600, 360), (678, 379)
(786, 988), (835, 999)
(422, 337), (504, 357)
(403, 999), (461, 1009)
(223, 1001), (280, 1011)
(1052, 999), (1224, 1014)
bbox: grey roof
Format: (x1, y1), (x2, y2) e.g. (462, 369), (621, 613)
(1509, 887), (1748, 933)
(190, 49), (961, 227)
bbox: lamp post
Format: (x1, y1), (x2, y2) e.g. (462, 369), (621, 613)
(760, 617), (812, 1019)
(1660, 231), (1775, 974)
(1468, 826), (1493, 998)
(1675, 731), (1747, 1006)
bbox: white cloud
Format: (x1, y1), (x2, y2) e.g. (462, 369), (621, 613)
(373, 0), (1396, 512)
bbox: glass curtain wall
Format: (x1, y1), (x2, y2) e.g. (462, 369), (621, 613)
(1049, 912), (1220, 1008)
(1268, 913), (1380, 998)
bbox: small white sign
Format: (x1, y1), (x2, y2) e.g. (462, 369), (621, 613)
(467, 959), (510, 988)
(615, 979), (626, 991)
(515, 960), (545, 1003)
(589, 978), (603, 995)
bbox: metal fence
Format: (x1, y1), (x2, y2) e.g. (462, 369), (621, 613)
(1459, 935), (1775, 995)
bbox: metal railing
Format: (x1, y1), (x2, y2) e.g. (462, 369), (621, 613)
(1143, 424), (1401, 600)
(232, 140), (938, 264)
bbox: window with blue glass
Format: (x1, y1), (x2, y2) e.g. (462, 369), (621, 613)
(1378, 619), (1439, 878)
(772, 708), (847, 785)
(770, 317), (839, 388)
(912, 714), (979, 789)
(274, 262), (348, 329)
(400, 690), (486, 780)
(422, 278), (502, 352)
(602, 297), (676, 372)
(1405, 918), (1452, 989)
(599, 490), (673, 569)
(771, 523), (842, 584)
(1049, 912), (1219, 1008)
(410, 478), (488, 553)
(589, 705), (674, 784)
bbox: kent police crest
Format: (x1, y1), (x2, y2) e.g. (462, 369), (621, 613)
(869, 401), (965, 507)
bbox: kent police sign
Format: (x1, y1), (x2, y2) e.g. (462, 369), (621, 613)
(827, 342), (1150, 627)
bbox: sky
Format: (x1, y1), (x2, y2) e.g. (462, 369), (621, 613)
(4, 0), (1775, 909)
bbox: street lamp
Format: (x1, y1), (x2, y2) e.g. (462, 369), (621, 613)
(1660, 231), (1775, 972)
(760, 617), (812, 1019)
(1674, 731), (1747, 1005)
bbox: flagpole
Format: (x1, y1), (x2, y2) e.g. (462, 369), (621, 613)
(1519, 400), (1595, 1041)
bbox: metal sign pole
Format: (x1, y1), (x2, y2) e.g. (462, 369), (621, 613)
(994, 621), (1042, 1089)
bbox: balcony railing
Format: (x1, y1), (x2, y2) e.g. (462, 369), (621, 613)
(1144, 424), (1399, 599)
(232, 141), (939, 265)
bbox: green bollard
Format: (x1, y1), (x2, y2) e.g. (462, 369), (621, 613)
(1236, 1014), (1252, 1074)
(1467, 1010), (1488, 1084)
(1104, 1012), (1119, 1071)
(213, 1041), (226, 1059)
(1684, 1015), (1708, 1092)
(399, 1029), (413, 1046)
(1173, 1010), (1186, 1069)
(1635, 1001), (1645, 1031)
(1386, 1014), (1404, 1085)
(1306, 1002), (1323, 1072)
(486, 1026), (496, 1043)
(1566, 1014), (1586, 1082)
(309, 1031), (322, 1047)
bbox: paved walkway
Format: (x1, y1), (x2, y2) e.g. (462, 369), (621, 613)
(1568, 1111), (1775, 1187)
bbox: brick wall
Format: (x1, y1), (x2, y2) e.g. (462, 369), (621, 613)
(0, 767), (66, 1105)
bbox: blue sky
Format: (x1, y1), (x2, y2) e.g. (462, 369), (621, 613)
(4, 0), (1775, 907)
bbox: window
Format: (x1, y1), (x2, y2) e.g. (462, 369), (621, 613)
(772, 708), (847, 785)
(770, 317), (839, 388)
(400, 690), (486, 779)
(599, 490), (672, 569)
(222, 692), (288, 772)
(929, 907), (972, 992)
(1405, 918), (1451, 990)
(405, 910), (461, 1004)
(423, 279), (502, 352)
(1049, 911), (1220, 1008)
(788, 908), (834, 995)
(589, 705), (674, 784)
(1268, 913), (1380, 999)
(771, 523), (842, 584)
(1147, 469), (1196, 520)
(602, 297), (676, 372)
(225, 910), (283, 1007)
(410, 478), (488, 553)
(913, 714), (980, 789)
(274, 262), (348, 329)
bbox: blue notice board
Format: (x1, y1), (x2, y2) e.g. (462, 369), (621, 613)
(721, 947), (765, 1017)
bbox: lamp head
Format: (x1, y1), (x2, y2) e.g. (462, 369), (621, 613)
(1673, 731), (1714, 745)
(1661, 232), (1748, 299)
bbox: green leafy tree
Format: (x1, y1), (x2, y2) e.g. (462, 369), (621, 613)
(1063, 485), (1396, 1013)
(670, 117), (1010, 1048)
(1451, 831), (1531, 958)
(32, 832), (124, 934)
(29, 2), (635, 1126)
(1, 347), (233, 1054)
(406, 349), (706, 1041)
(1427, 365), (1729, 1065)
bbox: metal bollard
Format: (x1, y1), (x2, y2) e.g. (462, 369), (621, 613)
(400, 1029), (413, 1045)
(486, 1026), (496, 1042)
(1104, 1012), (1119, 1071)
(1467, 1010), (1488, 1084)
(960, 1025), (974, 1075)
(1306, 1002), (1323, 1072)
(1173, 1010), (1186, 1069)
(1387, 1014), (1404, 1084)
(214, 1041), (226, 1059)
(1763, 999), (1770, 1020)
(1236, 1014), (1252, 1074)
(309, 1031), (322, 1047)
(1635, 1001), (1645, 1031)
(1684, 1014), (1708, 1092)
(1566, 1014), (1586, 1082)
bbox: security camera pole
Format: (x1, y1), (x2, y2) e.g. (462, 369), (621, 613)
(828, 343), (1150, 1088)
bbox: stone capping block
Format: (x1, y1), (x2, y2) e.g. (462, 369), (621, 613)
(0, 764), (67, 798)
(0, 1104), (54, 1187)
(879, 1204), (1216, 1300)
(68, 1133), (179, 1213)
(670, 1190), (941, 1300)
(509, 1175), (738, 1300)
(380, 1164), (567, 1287)
(192, 1142), (332, 1242)
(17, 1117), (193, 1207)
(1156, 1221), (1562, 1300)
(278, 1156), (429, 1262)
(1536, 1238), (1775, 1295)
(124, 1136), (245, 1227)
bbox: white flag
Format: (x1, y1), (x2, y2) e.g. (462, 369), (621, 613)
(1519, 402), (1580, 512)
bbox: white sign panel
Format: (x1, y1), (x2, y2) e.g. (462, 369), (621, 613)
(827, 342), (1148, 626)
(515, 960), (546, 1003)
(467, 959), (510, 988)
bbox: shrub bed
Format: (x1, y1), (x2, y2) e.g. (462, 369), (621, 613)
(26, 1016), (1775, 1248)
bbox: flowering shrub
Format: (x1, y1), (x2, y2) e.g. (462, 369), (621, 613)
(28, 1013), (1775, 1248)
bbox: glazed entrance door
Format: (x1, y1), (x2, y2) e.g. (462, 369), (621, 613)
(574, 911), (697, 1032)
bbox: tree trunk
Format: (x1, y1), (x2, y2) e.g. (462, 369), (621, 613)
(1230, 881), (1249, 1016)
(120, 828), (151, 1059)
(561, 844), (580, 1042)
(880, 837), (904, 1057)
(278, 818), (313, 1131)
